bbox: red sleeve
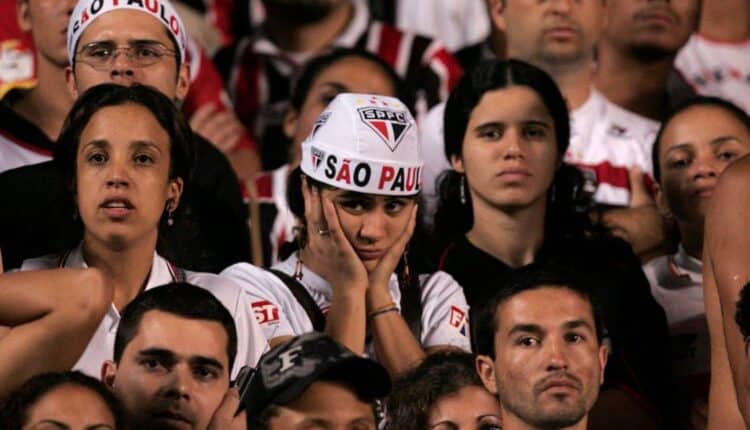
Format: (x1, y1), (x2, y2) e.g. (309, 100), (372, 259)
(205, 0), (237, 47)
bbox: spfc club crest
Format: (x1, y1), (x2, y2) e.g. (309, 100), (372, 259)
(312, 112), (331, 137)
(358, 107), (411, 152)
(311, 146), (325, 170)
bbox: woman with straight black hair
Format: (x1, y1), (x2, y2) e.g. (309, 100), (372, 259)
(433, 59), (676, 427)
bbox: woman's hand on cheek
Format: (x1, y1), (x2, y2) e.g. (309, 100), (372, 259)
(302, 179), (368, 292)
(367, 204), (417, 293)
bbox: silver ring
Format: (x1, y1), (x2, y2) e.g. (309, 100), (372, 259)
(317, 228), (330, 236)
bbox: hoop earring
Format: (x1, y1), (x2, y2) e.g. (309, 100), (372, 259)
(399, 247), (411, 285)
(460, 175), (467, 205)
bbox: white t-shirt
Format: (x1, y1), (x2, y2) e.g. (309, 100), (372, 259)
(642, 245), (708, 379)
(675, 34), (750, 113)
(221, 253), (471, 353)
(20, 244), (268, 379)
(565, 89), (660, 206)
(0, 132), (51, 174)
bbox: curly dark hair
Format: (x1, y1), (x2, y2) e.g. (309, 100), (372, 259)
(386, 350), (489, 429)
(0, 371), (126, 429)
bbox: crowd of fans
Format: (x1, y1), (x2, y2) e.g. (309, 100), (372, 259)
(0, 0), (749, 429)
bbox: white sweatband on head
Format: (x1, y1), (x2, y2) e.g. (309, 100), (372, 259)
(299, 93), (423, 196)
(68, 0), (187, 65)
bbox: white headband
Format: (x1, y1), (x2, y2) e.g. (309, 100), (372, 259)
(300, 93), (423, 196)
(68, 0), (187, 65)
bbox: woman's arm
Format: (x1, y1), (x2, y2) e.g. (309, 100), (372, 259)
(698, 0), (750, 41)
(0, 268), (112, 400)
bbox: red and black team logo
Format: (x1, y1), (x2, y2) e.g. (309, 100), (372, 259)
(358, 107), (411, 152)
(311, 146), (325, 171)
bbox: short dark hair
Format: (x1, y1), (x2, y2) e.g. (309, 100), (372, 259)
(736, 282), (750, 338)
(474, 262), (605, 358)
(289, 47), (409, 112)
(652, 96), (750, 183)
(114, 282), (238, 373)
(54, 83), (196, 250)
(386, 351), (487, 429)
(0, 371), (125, 430)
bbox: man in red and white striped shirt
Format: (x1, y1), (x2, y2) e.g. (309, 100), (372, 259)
(214, 0), (463, 169)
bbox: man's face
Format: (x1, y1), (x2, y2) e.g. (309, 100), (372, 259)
(103, 310), (231, 430)
(492, 0), (604, 68)
(268, 381), (376, 430)
(477, 287), (607, 429)
(602, 0), (699, 59)
(17, 0), (78, 67)
(66, 9), (189, 101)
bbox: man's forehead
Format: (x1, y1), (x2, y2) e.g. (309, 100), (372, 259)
(497, 287), (595, 330)
(125, 310), (229, 362)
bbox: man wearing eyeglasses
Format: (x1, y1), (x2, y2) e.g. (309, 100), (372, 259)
(0, 0), (252, 273)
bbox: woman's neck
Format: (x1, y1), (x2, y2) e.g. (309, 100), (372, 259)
(679, 221), (704, 261)
(465, 195), (547, 268)
(82, 234), (158, 311)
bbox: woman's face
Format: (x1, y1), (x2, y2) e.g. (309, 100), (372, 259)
(285, 56), (398, 163)
(320, 188), (416, 272)
(657, 105), (750, 229)
(451, 86), (558, 213)
(22, 384), (116, 430)
(427, 385), (503, 430)
(76, 103), (183, 250)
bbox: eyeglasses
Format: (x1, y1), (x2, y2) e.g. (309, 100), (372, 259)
(76, 41), (177, 70)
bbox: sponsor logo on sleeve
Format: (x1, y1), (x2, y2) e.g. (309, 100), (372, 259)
(449, 305), (468, 337)
(252, 300), (280, 325)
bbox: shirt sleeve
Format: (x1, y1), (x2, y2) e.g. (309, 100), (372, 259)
(419, 271), (471, 351)
(220, 263), (296, 343)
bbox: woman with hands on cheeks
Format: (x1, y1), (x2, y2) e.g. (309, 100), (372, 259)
(223, 93), (471, 375)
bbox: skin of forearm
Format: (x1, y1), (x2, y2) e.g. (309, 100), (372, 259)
(325, 282), (368, 355)
(367, 286), (424, 376)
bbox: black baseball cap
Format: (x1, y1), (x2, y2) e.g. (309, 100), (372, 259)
(244, 332), (391, 418)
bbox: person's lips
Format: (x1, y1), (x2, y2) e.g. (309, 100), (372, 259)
(691, 184), (715, 198)
(151, 410), (195, 429)
(635, 7), (676, 28)
(536, 374), (582, 395)
(356, 248), (385, 260)
(100, 197), (135, 219)
(497, 168), (532, 182)
(544, 25), (579, 40)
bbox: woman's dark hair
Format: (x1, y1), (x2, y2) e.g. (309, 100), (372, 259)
(434, 59), (588, 246)
(0, 371), (126, 429)
(54, 83), (196, 254)
(386, 351), (488, 429)
(289, 47), (411, 112)
(652, 96), (750, 183)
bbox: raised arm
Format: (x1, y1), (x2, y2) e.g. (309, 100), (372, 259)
(698, 0), (750, 41)
(0, 268), (111, 400)
(704, 155), (750, 427)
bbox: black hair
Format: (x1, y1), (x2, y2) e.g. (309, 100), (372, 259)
(0, 371), (125, 430)
(289, 47), (410, 112)
(54, 83), (196, 254)
(386, 350), (489, 429)
(114, 282), (237, 374)
(652, 96), (750, 183)
(474, 262), (605, 359)
(736, 282), (750, 338)
(434, 59), (590, 246)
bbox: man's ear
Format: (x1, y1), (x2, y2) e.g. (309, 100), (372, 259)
(488, 0), (507, 33)
(102, 360), (118, 389)
(175, 63), (191, 101)
(16, 0), (31, 32)
(598, 343), (609, 384)
(450, 154), (465, 174)
(65, 67), (80, 100)
(282, 107), (300, 141)
(476, 354), (499, 394)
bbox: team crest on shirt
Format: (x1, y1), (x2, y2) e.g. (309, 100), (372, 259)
(449, 306), (468, 337)
(312, 112), (331, 137)
(311, 146), (326, 171)
(358, 107), (412, 152)
(252, 300), (280, 325)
